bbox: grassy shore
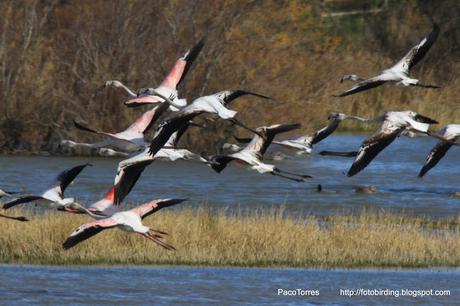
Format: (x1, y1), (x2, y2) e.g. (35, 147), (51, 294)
(1, 207), (460, 268)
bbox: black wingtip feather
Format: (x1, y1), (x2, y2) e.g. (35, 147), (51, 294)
(177, 37), (206, 87)
(224, 90), (271, 105)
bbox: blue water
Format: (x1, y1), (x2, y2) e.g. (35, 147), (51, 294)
(0, 265), (458, 305)
(1, 134), (459, 217)
(1, 135), (460, 305)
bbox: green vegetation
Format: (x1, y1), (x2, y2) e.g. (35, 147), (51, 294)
(1, 207), (460, 267)
(0, 1), (459, 153)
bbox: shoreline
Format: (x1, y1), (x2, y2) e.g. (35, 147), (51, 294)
(1, 263), (460, 272)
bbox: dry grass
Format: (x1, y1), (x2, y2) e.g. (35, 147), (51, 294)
(1, 207), (460, 268)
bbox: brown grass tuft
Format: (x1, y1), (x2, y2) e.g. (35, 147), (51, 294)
(1, 207), (459, 268)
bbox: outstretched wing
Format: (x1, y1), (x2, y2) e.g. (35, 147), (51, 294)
(392, 24), (440, 74)
(74, 120), (140, 147)
(223, 90), (271, 106)
(418, 141), (453, 177)
(131, 198), (188, 219)
(2, 196), (44, 209)
(63, 218), (118, 250)
(161, 38), (205, 89)
(347, 129), (402, 177)
(335, 77), (387, 97)
(124, 103), (169, 134)
(149, 110), (202, 157)
(310, 120), (341, 145)
(47, 164), (91, 199)
(206, 155), (238, 173)
(178, 38), (206, 88)
(261, 123), (300, 156)
(114, 160), (152, 205)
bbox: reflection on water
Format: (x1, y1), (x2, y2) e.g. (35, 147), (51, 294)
(0, 265), (458, 305)
(1, 134), (459, 217)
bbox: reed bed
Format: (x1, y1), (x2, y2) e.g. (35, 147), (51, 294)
(1, 207), (459, 268)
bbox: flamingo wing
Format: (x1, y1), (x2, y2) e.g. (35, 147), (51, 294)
(63, 217), (118, 250)
(55, 164), (91, 196)
(393, 24), (440, 73)
(335, 77), (387, 97)
(124, 103), (169, 135)
(114, 160), (152, 205)
(148, 110), (202, 157)
(223, 90), (271, 106)
(206, 155), (238, 173)
(310, 120), (341, 145)
(131, 198), (188, 219)
(418, 141), (453, 177)
(347, 129), (402, 177)
(74, 120), (141, 146)
(162, 38), (206, 89)
(2, 196), (44, 209)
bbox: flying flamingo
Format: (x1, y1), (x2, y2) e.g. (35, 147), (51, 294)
(335, 25), (440, 97)
(233, 112), (374, 154)
(204, 123), (313, 182)
(68, 103), (169, 153)
(418, 124), (460, 177)
(105, 38), (205, 110)
(2, 164), (98, 216)
(63, 198), (187, 250)
(321, 111), (438, 176)
(147, 90), (270, 157)
(109, 119), (205, 205)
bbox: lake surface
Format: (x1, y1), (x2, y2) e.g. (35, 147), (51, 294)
(1, 136), (459, 305)
(1, 134), (459, 217)
(0, 265), (458, 305)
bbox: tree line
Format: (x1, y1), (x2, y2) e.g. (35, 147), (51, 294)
(0, 0), (458, 153)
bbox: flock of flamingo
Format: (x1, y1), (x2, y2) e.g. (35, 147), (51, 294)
(1, 24), (457, 251)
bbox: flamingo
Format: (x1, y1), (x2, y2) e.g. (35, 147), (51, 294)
(147, 90), (270, 157)
(335, 24), (440, 97)
(63, 198), (187, 250)
(112, 121), (205, 205)
(321, 111), (438, 176)
(69, 103), (169, 153)
(204, 123), (313, 182)
(271, 112), (374, 154)
(106, 38), (205, 110)
(226, 112), (373, 154)
(59, 141), (129, 157)
(418, 124), (460, 177)
(2, 164), (98, 216)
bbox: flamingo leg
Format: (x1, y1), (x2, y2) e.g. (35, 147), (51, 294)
(0, 213), (29, 222)
(274, 168), (312, 179)
(271, 172), (305, 182)
(143, 230), (176, 251)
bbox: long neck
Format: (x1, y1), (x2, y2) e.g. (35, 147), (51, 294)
(61, 140), (109, 149)
(109, 80), (137, 97)
(149, 89), (185, 110)
(348, 114), (385, 124)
